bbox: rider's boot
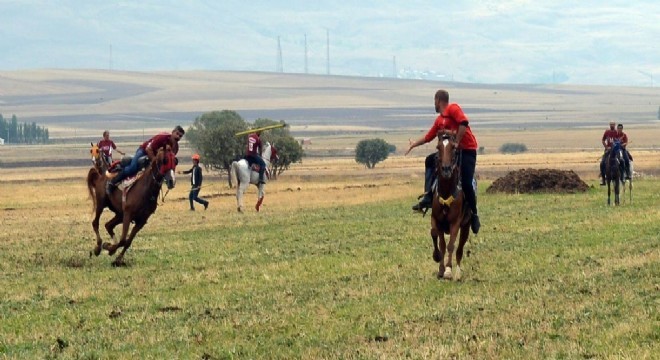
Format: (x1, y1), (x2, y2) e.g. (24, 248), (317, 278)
(599, 174), (606, 186)
(625, 168), (631, 180)
(471, 211), (481, 234)
(412, 191), (433, 212)
(106, 173), (124, 194)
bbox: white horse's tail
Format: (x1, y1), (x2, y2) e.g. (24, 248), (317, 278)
(230, 161), (239, 188)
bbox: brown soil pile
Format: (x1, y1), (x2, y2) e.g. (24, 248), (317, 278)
(486, 168), (590, 194)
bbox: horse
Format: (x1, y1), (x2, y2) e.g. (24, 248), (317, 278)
(605, 140), (623, 206)
(229, 142), (278, 212)
(90, 142), (110, 174)
(86, 146), (178, 266)
(430, 132), (473, 281)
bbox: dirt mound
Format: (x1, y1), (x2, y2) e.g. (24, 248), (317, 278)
(486, 168), (589, 194)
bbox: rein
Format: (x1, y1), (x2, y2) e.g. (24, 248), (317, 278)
(435, 138), (461, 207)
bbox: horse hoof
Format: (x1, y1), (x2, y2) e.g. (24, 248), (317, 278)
(454, 267), (462, 281)
(443, 267), (452, 280)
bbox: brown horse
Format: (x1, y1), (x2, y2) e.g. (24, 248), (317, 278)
(86, 147), (178, 266)
(430, 132), (473, 281)
(90, 142), (110, 174)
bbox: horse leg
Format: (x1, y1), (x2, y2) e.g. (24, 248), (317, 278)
(607, 180), (611, 206)
(236, 182), (247, 212)
(255, 183), (265, 212)
(91, 204), (105, 257)
(104, 211), (123, 242)
(444, 223), (460, 280)
(455, 222), (471, 281)
(112, 218), (146, 267)
(103, 215), (131, 257)
(615, 179), (620, 206)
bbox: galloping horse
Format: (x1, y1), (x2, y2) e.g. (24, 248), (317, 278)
(230, 142), (278, 212)
(86, 146), (177, 266)
(605, 140), (623, 206)
(430, 132), (473, 281)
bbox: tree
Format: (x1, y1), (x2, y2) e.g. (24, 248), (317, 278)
(355, 138), (392, 169)
(499, 142), (528, 154)
(251, 118), (303, 178)
(186, 110), (248, 186)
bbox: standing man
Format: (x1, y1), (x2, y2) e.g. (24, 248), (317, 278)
(180, 154), (209, 211)
(245, 130), (266, 184)
(106, 125), (185, 193)
(599, 121), (618, 185)
(616, 123), (631, 180)
(97, 130), (125, 165)
(405, 89), (480, 234)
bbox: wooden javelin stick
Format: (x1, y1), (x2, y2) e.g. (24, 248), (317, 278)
(234, 123), (286, 137)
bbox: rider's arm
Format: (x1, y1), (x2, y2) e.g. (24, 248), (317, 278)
(405, 117), (442, 155)
(454, 123), (468, 148)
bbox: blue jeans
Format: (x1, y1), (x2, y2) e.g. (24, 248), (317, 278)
(189, 188), (208, 209)
(120, 148), (146, 179)
(245, 154), (266, 182)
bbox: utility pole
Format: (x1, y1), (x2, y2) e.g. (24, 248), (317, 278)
(392, 56), (397, 78)
(304, 34), (308, 74)
(276, 36), (283, 73)
(326, 29), (330, 75)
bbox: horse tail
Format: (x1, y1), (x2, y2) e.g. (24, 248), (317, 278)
(86, 168), (100, 210)
(230, 161), (239, 189)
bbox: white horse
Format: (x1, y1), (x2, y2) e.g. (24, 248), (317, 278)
(230, 142), (278, 212)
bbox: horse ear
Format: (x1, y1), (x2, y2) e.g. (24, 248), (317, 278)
(91, 142), (94, 147)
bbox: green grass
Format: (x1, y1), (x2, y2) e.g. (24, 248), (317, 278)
(0, 180), (658, 359)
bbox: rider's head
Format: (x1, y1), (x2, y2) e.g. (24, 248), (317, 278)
(617, 124), (623, 133)
(434, 89), (450, 113)
(172, 125), (185, 141)
(609, 121), (616, 130)
(103, 130), (110, 140)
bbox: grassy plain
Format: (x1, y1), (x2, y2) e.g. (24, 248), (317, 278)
(1, 155), (658, 359)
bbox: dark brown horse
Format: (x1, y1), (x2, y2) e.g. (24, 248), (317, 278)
(86, 147), (178, 266)
(605, 140), (623, 206)
(430, 132), (473, 281)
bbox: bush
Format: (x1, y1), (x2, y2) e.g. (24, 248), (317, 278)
(355, 138), (392, 168)
(499, 143), (528, 154)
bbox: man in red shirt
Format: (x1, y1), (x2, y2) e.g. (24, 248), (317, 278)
(599, 121), (618, 185)
(245, 130), (266, 184)
(616, 123), (631, 179)
(106, 125), (184, 193)
(97, 130), (125, 165)
(405, 89), (480, 234)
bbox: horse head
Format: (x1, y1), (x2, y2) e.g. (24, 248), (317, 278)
(90, 142), (101, 167)
(436, 132), (459, 179)
(154, 146), (178, 190)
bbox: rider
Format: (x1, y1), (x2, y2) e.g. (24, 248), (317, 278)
(97, 130), (125, 165)
(405, 89), (480, 234)
(106, 125), (185, 193)
(616, 123), (631, 180)
(245, 130), (266, 184)
(180, 153), (209, 211)
(599, 120), (618, 185)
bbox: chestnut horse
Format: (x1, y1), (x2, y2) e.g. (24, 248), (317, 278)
(86, 147), (177, 266)
(430, 133), (473, 281)
(90, 142), (110, 174)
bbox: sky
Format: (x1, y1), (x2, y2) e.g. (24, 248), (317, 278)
(0, 0), (658, 86)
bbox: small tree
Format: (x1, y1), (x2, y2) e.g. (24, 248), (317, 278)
(186, 110), (248, 186)
(355, 138), (391, 169)
(499, 143), (528, 154)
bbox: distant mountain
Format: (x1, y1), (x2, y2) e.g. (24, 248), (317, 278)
(1, 0), (658, 86)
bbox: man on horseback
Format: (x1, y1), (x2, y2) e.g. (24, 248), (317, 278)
(106, 125), (185, 194)
(600, 121), (618, 185)
(616, 123), (631, 180)
(97, 130), (125, 165)
(245, 130), (266, 184)
(405, 89), (481, 234)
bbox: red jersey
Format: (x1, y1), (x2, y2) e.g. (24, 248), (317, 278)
(246, 133), (262, 156)
(602, 129), (618, 148)
(616, 131), (628, 147)
(423, 103), (478, 150)
(97, 139), (116, 157)
(140, 133), (178, 154)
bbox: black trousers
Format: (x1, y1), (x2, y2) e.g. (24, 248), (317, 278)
(424, 149), (478, 214)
